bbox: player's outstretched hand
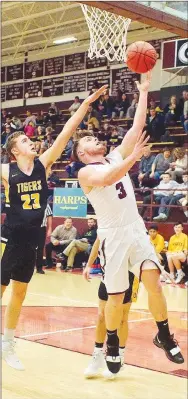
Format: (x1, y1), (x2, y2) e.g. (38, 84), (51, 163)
(84, 85), (108, 105)
(135, 71), (152, 92)
(132, 131), (150, 159)
(83, 264), (91, 282)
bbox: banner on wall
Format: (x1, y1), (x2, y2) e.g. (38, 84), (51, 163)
(53, 188), (87, 218)
(162, 39), (188, 69)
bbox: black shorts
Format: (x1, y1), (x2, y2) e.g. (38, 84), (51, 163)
(1, 224), (39, 286)
(98, 272), (139, 304)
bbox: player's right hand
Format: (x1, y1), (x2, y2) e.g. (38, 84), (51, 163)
(83, 265), (91, 282)
(132, 131), (150, 159)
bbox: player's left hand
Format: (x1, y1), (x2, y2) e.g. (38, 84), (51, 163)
(84, 85), (108, 105)
(135, 71), (152, 92)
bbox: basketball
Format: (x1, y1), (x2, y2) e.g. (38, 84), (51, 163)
(125, 41), (158, 73)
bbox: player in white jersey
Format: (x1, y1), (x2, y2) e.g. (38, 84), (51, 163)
(72, 72), (184, 374)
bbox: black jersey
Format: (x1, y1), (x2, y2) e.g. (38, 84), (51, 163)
(4, 158), (48, 230)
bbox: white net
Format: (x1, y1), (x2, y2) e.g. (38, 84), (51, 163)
(81, 4), (131, 62)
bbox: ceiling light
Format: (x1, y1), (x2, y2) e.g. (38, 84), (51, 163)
(53, 37), (77, 45)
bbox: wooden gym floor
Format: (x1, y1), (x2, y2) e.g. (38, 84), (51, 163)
(2, 269), (188, 399)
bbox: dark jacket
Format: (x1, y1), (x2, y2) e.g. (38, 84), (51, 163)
(82, 228), (97, 245)
(139, 155), (155, 174)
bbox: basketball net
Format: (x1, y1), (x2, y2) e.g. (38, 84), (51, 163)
(81, 4), (131, 62)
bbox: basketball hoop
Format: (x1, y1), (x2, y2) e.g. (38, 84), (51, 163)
(81, 4), (131, 62)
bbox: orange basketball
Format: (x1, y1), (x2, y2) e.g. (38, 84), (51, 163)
(125, 41), (157, 73)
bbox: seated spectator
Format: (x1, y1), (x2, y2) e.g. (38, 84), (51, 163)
(12, 116), (23, 130)
(49, 102), (59, 114)
(147, 99), (163, 114)
(47, 170), (62, 187)
(167, 148), (188, 181)
(108, 127), (121, 146)
(150, 147), (173, 180)
(35, 141), (42, 155)
(2, 116), (16, 132)
(182, 95), (188, 133)
(153, 172), (188, 221)
(36, 110), (45, 125)
(43, 131), (54, 149)
(82, 105), (100, 130)
(1, 147), (9, 164)
(1, 110), (7, 126)
(69, 96), (81, 117)
(148, 224), (165, 263)
(140, 172), (177, 218)
(102, 93), (115, 119)
(118, 93), (130, 118)
(23, 110), (36, 126)
(164, 95), (181, 126)
(1, 125), (12, 145)
(59, 218), (97, 271)
(65, 138), (74, 159)
(97, 94), (105, 119)
(131, 146), (155, 188)
(36, 125), (45, 136)
(146, 108), (165, 142)
(66, 160), (84, 178)
(126, 93), (139, 118)
(179, 90), (188, 116)
(45, 218), (77, 268)
(165, 222), (187, 284)
(88, 122), (97, 134)
(24, 121), (35, 138)
(44, 108), (59, 127)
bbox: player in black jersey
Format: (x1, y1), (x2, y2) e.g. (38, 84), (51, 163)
(1, 85), (107, 370)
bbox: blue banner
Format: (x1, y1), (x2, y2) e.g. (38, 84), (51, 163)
(53, 188), (87, 218)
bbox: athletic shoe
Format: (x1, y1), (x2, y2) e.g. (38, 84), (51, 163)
(153, 213), (167, 221)
(102, 350), (125, 379)
(106, 343), (121, 374)
(2, 340), (25, 371)
(153, 334), (184, 364)
(160, 274), (167, 282)
(175, 270), (185, 284)
(165, 274), (175, 284)
(36, 269), (45, 274)
(84, 350), (106, 378)
(64, 266), (72, 272)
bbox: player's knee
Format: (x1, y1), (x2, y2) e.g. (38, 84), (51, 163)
(142, 264), (161, 294)
(108, 293), (124, 306)
(12, 285), (27, 303)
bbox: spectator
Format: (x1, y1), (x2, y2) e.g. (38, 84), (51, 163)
(126, 93), (139, 118)
(65, 160), (84, 178)
(47, 170), (62, 187)
(60, 218), (97, 271)
(24, 121), (35, 138)
(164, 95), (181, 126)
(131, 146), (155, 188)
(165, 222), (187, 284)
(108, 127), (121, 147)
(146, 108), (165, 142)
(65, 138), (74, 159)
(182, 96), (188, 133)
(153, 172), (188, 221)
(148, 224), (165, 263)
(97, 94), (105, 118)
(36, 125), (45, 136)
(35, 141), (42, 155)
(179, 90), (188, 116)
(102, 93), (115, 119)
(147, 99), (163, 114)
(44, 108), (59, 127)
(150, 147), (173, 180)
(49, 102), (58, 114)
(140, 172), (177, 218)
(43, 132), (54, 149)
(45, 218), (77, 268)
(1, 125), (12, 145)
(1, 110), (7, 125)
(36, 110), (45, 125)
(167, 148), (188, 181)
(1, 147), (9, 164)
(36, 203), (53, 274)
(69, 96), (81, 117)
(88, 122), (97, 134)
(118, 93), (130, 118)
(11, 116), (23, 130)
(82, 105), (100, 130)
(23, 110), (36, 127)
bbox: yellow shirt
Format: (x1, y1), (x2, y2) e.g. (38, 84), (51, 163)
(150, 233), (165, 254)
(168, 233), (188, 253)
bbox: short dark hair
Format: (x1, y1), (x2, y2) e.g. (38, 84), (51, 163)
(163, 147), (171, 153)
(162, 172), (171, 177)
(75, 96), (79, 100)
(174, 222), (183, 227)
(149, 224), (158, 231)
(182, 171), (188, 176)
(88, 218), (96, 223)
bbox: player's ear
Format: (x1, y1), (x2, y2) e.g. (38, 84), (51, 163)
(11, 146), (19, 157)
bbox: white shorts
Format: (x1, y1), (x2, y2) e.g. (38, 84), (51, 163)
(98, 218), (163, 294)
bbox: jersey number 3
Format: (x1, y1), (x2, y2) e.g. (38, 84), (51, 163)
(116, 182), (127, 199)
(21, 193), (41, 210)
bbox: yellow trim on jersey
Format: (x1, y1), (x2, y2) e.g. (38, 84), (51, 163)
(131, 276), (139, 303)
(1, 242), (6, 259)
(5, 186), (10, 203)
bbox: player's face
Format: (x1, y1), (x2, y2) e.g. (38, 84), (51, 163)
(149, 229), (157, 239)
(13, 135), (37, 158)
(174, 224), (183, 234)
(78, 136), (106, 158)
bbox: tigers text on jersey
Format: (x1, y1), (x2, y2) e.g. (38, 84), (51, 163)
(86, 149), (140, 229)
(4, 158), (48, 229)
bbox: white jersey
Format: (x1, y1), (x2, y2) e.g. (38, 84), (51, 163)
(86, 149), (140, 229)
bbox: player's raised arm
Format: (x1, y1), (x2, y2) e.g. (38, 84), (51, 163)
(39, 85), (108, 168)
(117, 71), (151, 159)
(79, 131), (149, 188)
